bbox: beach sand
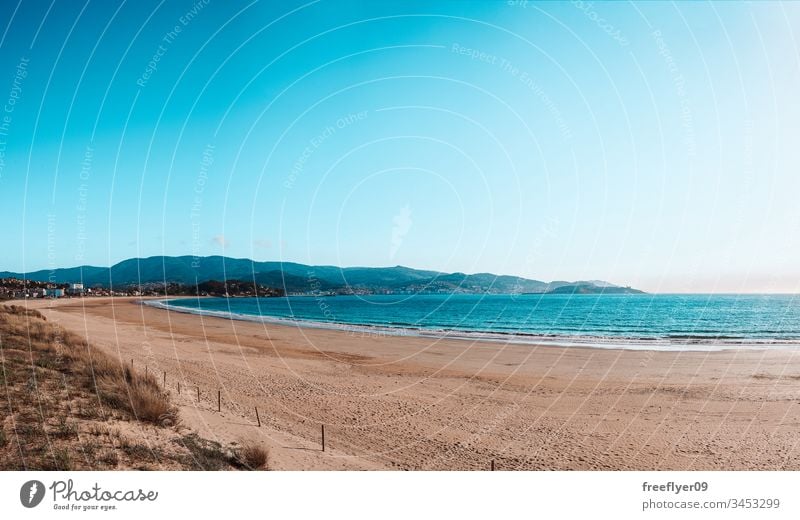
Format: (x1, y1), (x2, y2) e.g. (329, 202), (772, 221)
(21, 297), (800, 470)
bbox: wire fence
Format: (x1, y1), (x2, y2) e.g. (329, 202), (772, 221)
(132, 358), (328, 452)
(131, 358), (499, 469)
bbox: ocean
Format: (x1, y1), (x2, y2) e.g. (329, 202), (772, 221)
(147, 293), (800, 350)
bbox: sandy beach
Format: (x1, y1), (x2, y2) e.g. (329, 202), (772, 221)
(18, 296), (800, 470)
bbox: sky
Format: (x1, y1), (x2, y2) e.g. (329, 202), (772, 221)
(1, 0), (799, 293)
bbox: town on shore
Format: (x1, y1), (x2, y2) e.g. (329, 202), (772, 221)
(0, 278), (285, 300)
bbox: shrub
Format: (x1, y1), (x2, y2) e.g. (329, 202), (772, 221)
(54, 416), (78, 439)
(94, 366), (177, 425)
(235, 441), (269, 470)
(49, 448), (72, 470)
(178, 434), (233, 470)
(98, 450), (119, 467)
(0, 305), (177, 426)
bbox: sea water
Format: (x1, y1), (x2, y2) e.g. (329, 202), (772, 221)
(147, 293), (800, 350)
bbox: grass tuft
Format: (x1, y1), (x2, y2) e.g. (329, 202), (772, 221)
(178, 434), (234, 470)
(54, 416), (79, 439)
(235, 440), (269, 470)
(0, 305), (177, 427)
(0, 303), (237, 470)
(48, 448), (72, 471)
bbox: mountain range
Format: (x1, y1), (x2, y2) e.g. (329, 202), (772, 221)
(0, 256), (644, 295)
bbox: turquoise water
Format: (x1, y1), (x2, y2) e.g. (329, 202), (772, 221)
(150, 294), (800, 350)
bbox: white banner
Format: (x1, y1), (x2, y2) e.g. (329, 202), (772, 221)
(1, 471), (797, 519)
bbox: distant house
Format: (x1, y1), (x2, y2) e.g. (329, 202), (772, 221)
(66, 283), (85, 296)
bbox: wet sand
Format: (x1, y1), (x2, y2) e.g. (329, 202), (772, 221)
(22, 297), (800, 470)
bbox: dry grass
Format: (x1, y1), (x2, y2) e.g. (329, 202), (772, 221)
(93, 364), (178, 426)
(0, 304), (176, 425)
(235, 440), (270, 470)
(177, 434), (232, 470)
(0, 303), (235, 470)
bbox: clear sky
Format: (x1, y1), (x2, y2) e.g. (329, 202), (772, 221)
(1, 0), (799, 293)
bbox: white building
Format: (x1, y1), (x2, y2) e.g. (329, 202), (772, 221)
(67, 283), (86, 296)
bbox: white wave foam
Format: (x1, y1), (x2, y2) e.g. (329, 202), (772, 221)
(140, 299), (800, 352)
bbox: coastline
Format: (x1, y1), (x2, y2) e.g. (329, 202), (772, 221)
(14, 296), (800, 470)
(144, 297), (800, 352)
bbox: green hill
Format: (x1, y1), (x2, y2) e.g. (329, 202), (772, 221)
(0, 256), (643, 295)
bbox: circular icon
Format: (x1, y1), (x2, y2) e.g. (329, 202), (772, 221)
(20, 480), (45, 508)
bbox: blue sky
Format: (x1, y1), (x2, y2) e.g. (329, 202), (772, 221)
(1, 0), (799, 293)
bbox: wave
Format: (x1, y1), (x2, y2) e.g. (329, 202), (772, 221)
(141, 299), (800, 352)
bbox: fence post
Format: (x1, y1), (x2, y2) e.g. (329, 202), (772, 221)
(321, 424), (325, 452)
(197, 386), (200, 403)
(163, 371), (166, 386)
(178, 381), (181, 395)
(255, 406), (261, 427)
(217, 390), (221, 412)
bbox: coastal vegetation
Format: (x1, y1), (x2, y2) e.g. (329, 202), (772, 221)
(0, 304), (265, 470)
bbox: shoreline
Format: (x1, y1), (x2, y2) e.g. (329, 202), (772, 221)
(13, 296), (800, 470)
(143, 297), (800, 352)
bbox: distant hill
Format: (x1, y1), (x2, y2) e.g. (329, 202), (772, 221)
(388, 272), (553, 294)
(545, 283), (645, 295)
(0, 256), (643, 295)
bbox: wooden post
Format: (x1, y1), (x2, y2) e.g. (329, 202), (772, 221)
(491, 460), (495, 471)
(178, 381), (181, 394)
(321, 424), (325, 452)
(217, 390), (221, 412)
(163, 371), (166, 386)
(255, 406), (261, 427)
(197, 386), (200, 403)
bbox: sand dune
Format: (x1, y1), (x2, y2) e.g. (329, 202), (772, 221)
(23, 297), (800, 470)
